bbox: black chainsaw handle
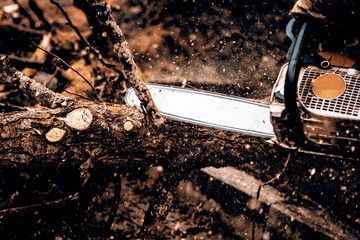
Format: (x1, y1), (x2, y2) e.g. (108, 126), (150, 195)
(284, 20), (309, 145)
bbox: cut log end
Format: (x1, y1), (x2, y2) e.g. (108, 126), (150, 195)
(46, 128), (66, 142)
(124, 121), (134, 131)
(65, 108), (93, 130)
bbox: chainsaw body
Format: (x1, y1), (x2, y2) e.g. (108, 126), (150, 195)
(270, 20), (360, 158)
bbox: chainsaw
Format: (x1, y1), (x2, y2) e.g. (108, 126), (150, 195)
(126, 19), (360, 160)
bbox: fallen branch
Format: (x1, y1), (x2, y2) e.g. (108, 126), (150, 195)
(140, 170), (181, 239)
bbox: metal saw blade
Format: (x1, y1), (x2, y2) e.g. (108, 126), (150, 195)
(125, 84), (274, 138)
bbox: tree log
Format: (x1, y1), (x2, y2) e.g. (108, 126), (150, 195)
(0, 101), (144, 168)
(0, 60), (279, 170)
(0, 96), (279, 170)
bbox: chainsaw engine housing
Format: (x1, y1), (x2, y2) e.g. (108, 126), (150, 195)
(270, 64), (360, 158)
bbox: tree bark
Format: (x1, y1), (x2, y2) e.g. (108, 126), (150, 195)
(0, 100), (144, 168)
(0, 54), (279, 172)
(0, 57), (73, 109)
(0, 96), (278, 170)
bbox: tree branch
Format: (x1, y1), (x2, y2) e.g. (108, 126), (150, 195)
(0, 57), (74, 109)
(74, 0), (165, 127)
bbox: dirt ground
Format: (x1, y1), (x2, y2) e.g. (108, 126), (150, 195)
(1, 0), (358, 239)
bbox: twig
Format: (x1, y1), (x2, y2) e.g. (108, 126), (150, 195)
(256, 151), (292, 199)
(49, 0), (87, 45)
(31, 41), (99, 101)
(0, 194), (79, 215)
(83, 89), (100, 102)
(251, 152), (292, 240)
(63, 89), (93, 101)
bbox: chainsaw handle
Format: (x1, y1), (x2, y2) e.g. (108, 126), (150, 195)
(285, 18), (297, 58)
(284, 20), (309, 144)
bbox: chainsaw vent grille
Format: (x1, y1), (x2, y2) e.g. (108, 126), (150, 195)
(298, 67), (360, 117)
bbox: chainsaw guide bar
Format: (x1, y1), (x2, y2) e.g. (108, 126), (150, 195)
(126, 84), (274, 138)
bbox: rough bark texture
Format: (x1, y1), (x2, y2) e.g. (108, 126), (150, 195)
(0, 97), (278, 170)
(74, 0), (165, 127)
(0, 101), (145, 168)
(0, 58), (278, 169)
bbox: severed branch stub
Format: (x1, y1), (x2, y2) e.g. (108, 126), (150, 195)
(46, 127), (67, 142)
(64, 108), (93, 131)
(123, 120), (134, 131)
(74, 0), (165, 128)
